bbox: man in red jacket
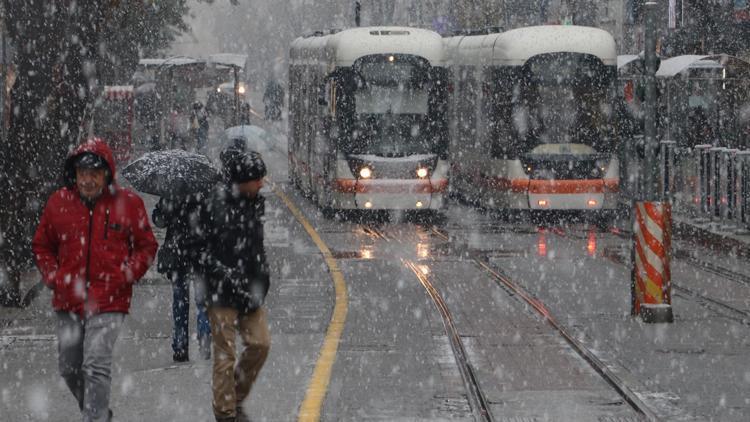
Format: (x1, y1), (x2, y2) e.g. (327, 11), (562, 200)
(32, 138), (158, 422)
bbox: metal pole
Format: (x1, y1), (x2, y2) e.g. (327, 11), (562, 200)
(643, 2), (659, 200)
(233, 67), (239, 127)
(1, 22), (6, 145)
(355, 1), (361, 27)
(632, 2), (673, 324)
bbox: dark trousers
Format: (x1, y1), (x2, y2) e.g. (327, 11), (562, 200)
(171, 272), (211, 354)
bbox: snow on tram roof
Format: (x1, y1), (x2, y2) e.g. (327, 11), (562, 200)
(208, 54), (248, 69)
(290, 26), (444, 67)
(447, 25), (616, 67)
(138, 57), (202, 67)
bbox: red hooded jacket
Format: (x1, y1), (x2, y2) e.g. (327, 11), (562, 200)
(32, 138), (158, 315)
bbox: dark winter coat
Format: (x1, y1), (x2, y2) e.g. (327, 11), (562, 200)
(200, 186), (269, 313)
(152, 191), (207, 275)
(32, 139), (158, 316)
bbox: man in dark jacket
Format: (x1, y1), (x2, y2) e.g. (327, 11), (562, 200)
(201, 148), (270, 422)
(32, 138), (158, 422)
(152, 191), (211, 362)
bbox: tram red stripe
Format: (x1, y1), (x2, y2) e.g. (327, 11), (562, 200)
(333, 179), (448, 194)
(484, 177), (529, 193)
(528, 179), (619, 194)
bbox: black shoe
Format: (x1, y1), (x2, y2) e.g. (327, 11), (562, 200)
(173, 350), (189, 362)
(236, 407), (250, 422)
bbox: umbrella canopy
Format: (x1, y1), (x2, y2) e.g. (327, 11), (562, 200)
(121, 149), (220, 197)
(223, 125), (272, 153)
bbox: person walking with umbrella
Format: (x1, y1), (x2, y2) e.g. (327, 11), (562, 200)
(152, 190), (212, 362)
(201, 147), (270, 422)
(32, 138), (158, 421)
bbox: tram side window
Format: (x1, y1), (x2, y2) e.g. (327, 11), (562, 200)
(289, 66), (301, 151)
(427, 67), (450, 159)
(328, 70), (358, 154)
(734, 80), (750, 149)
(457, 67), (478, 150)
(487, 68), (517, 158)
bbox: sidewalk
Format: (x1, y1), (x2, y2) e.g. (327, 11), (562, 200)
(673, 213), (750, 257)
(0, 212), (220, 421)
(0, 139), (329, 421)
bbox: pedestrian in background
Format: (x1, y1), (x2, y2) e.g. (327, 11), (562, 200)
(201, 147), (271, 422)
(262, 79), (284, 121)
(190, 101), (209, 152)
(32, 138), (158, 422)
(152, 191), (212, 362)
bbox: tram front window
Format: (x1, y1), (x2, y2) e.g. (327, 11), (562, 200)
(344, 57), (441, 157)
(514, 53), (614, 154)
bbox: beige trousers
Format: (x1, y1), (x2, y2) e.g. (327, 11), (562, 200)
(208, 306), (270, 419)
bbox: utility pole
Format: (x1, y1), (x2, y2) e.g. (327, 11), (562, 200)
(631, 1), (674, 323)
(643, 3), (658, 187)
(0, 15), (6, 146)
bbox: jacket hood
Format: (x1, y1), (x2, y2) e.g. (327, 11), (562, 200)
(64, 138), (117, 187)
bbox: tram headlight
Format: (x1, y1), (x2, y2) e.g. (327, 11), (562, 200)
(416, 167), (429, 178)
(594, 159), (609, 176)
(359, 166), (373, 179)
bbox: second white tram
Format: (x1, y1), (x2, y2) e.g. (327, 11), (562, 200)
(445, 26), (620, 216)
(288, 27), (451, 213)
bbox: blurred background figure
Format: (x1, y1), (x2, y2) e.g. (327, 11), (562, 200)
(262, 79), (284, 121)
(190, 101), (210, 152)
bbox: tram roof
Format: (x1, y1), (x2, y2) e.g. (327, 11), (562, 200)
(446, 25), (616, 67)
(655, 54), (750, 77)
(290, 26), (444, 67)
(207, 54), (248, 69)
(138, 57), (203, 68)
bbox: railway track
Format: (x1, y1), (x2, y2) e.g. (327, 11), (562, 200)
(404, 259), (494, 422)
(365, 223), (655, 421)
(557, 226), (750, 326)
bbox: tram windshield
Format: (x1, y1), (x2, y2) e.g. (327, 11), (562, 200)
(511, 53), (615, 155)
(334, 56), (448, 157)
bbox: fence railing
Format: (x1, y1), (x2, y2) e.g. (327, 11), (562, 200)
(648, 141), (750, 233)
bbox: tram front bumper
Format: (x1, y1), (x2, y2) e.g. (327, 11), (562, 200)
(333, 178), (448, 210)
(528, 179), (619, 210)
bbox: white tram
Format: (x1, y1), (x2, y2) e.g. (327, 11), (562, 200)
(445, 26), (620, 215)
(288, 27), (451, 213)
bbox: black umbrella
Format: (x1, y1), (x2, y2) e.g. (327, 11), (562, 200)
(121, 149), (220, 196)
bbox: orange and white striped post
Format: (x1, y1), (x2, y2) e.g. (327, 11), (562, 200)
(631, 2), (673, 323)
(632, 201), (674, 323)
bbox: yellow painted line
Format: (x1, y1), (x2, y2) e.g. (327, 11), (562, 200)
(270, 182), (348, 422)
